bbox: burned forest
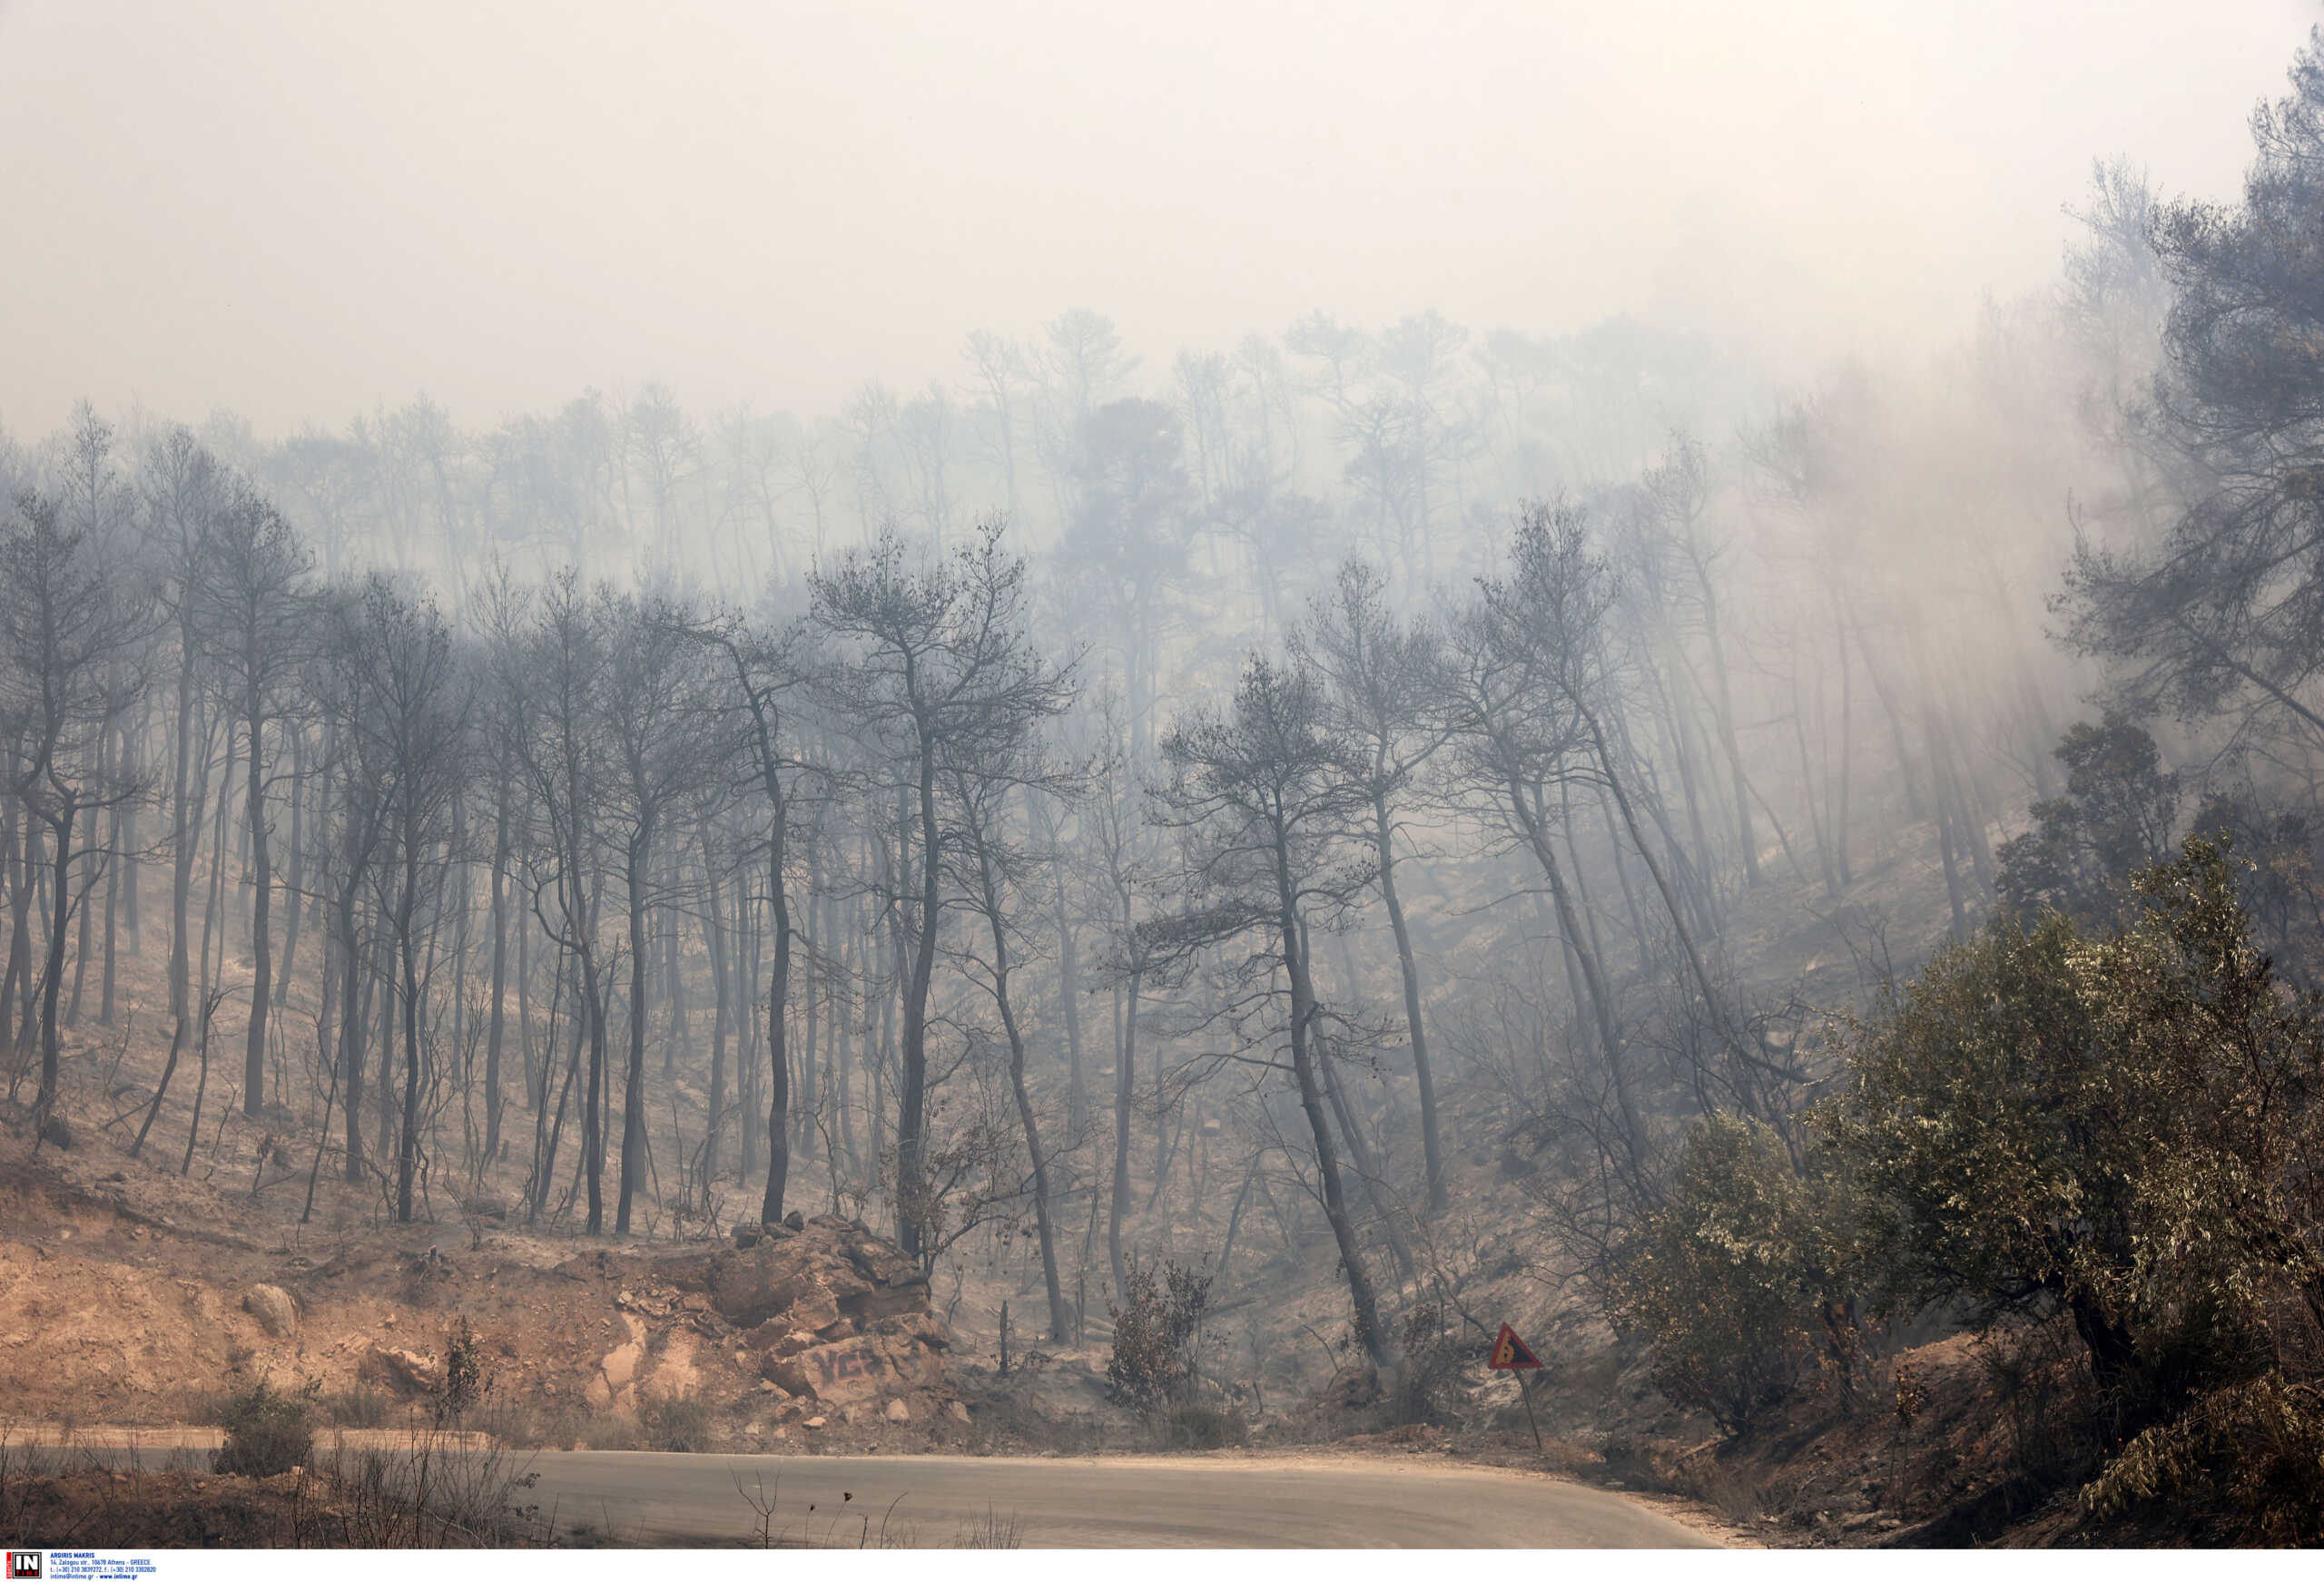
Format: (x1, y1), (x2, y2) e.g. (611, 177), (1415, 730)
(6, 5), (2324, 1552)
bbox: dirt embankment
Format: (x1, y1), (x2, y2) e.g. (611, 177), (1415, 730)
(0, 1125), (961, 1453)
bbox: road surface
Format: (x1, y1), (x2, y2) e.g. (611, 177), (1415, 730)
(520, 1449), (1722, 1548)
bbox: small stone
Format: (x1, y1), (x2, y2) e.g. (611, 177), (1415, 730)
(884, 1398), (911, 1424)
(242, 1284), (299, 1339)
(945, 1400), (970, 1425)
(804, 1415), (827, 1430)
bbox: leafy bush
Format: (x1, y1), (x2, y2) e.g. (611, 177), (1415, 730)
(1821, 907), (2137, 1374)
(1612, 1113), (1864, 1435)
(433, 1316), (489, 1428)
(1106, 1260), (1212, 1410)
(1827, 838), (2324, 1532)
(212, 1376), (316, 1477)
(1994, 713), (2179, 924)
(2188, 790), (2322, 971)
(2087, 1372), (2324, 1543)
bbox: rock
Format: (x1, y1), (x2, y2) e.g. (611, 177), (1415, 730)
(751, 1324), (822, 1362)
(663, 1218), (949, 1406)
(786, 1285), (843, 1334)
(842, 1281), (931, 1323)
(769, 1327), (948, 1405)
(884, 1398), (911, 1424)
(945, 1400), (970, 1425)
(783, 1210), (805, 1232)
(366, 1342), (442, 1394)
(813, 1260), (875, 1308)
(881, 1333), (947, 1391)
(710, 1263), (816, 1329)
(242, 1284), (299, 1339)
(803, 1415), (827, 1430)
(839, 1234), (920, 1290)
(872, 1312), (950, 1352)
(600, 1335), (645, 1391)
(770, 1334), (893, 1404)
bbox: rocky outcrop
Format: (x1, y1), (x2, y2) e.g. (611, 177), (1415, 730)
(654, 1215), (948, 1415)
(364, 1342), (443, 1394)
(241, 1284), (298, 1339)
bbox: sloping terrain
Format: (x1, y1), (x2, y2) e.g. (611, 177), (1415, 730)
(0, 1121), (960, 1452)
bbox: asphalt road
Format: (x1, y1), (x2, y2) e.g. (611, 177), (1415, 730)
(519, 1449), (1722, 1548)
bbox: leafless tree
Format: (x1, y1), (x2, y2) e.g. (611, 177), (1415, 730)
(1296, 557), (1455, 1213)
(0, 486), (158, 1130)
(1147, 653), (1393, 1368)
(186, 489), (313, 1115)
(812, 521), (1073, 1262)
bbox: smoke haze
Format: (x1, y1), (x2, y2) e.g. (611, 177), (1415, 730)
(2, 0), (2311, 433)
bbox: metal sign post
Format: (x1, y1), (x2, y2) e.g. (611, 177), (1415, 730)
(1487, 1322), (1546, 1454)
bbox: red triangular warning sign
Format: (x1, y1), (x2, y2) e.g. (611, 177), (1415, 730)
(1487, 1322), (1543, 1371)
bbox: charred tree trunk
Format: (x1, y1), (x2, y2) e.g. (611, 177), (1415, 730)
(484, 774), (510, 1162)
(1109, 969), (1138, 1301)
(243, 694), (273, 1117)
(1275, 863), (1389, 1370)
(703, 828), (731, 1184)
(1373, 795), (1445, 1214)
(616, 827), (652, 1234)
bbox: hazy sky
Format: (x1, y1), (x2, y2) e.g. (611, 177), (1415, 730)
(1, 1), (2314, 437)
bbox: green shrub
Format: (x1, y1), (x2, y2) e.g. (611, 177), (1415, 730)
(1827, 841), (2324, 1389)
(1826, 839), (2324, 1529)
(1820, 905), (2139, 1375)
(1994, 712), (2180, 925)
(212, 1377), (316, 1476)
(1612, 1113), (1863, 1435)
(2086, 1371), (2324, 1543)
